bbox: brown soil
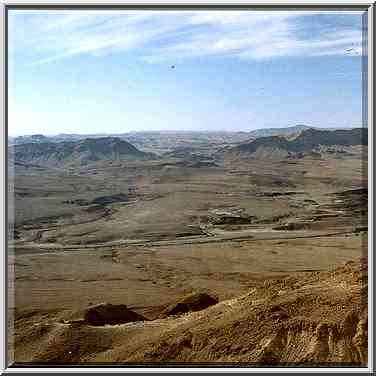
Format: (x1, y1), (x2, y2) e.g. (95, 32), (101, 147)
(12, 259), (367, 366)
(9, 145), (367, 366)
(82, 303), (148, 326)
(161, 292), (219, 317)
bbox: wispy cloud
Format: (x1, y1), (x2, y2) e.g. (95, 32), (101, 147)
(8, 10), (364, 66)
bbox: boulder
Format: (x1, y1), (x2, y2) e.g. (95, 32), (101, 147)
(83, 303), (147, 326)
(162, 293), (218, 317)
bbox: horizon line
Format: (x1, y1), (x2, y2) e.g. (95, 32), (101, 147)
(8, 124), (367, 138)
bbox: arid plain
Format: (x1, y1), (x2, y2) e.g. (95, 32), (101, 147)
(8, 127), (368, 365)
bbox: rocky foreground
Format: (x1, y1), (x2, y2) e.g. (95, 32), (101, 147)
(12, 258), (367, 366)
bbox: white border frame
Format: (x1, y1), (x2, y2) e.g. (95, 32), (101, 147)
(0, 1), (373, 373)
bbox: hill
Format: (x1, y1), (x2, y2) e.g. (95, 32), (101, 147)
(11, 134), (51, 145)
(11, 137), (155, 166)
(13, 259), (367, 364)
(247, 124), (311, 138)
(230, 128), (367, 157)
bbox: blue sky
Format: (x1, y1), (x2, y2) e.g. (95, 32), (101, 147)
(8, 10), (365, 136)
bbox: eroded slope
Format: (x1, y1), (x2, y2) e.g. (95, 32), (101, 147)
(12, 259), (367, 366)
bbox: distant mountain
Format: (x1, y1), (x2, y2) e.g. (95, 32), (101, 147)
(11, 137), (156, 166)
(247, 124), (311, 138)
(11, 134), (51, 145)
(229, 128), (367, 157)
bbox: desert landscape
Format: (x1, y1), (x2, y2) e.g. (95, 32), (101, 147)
(7, 126), (368, 366)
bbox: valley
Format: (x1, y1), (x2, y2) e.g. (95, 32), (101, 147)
(8, 127), (368, 365)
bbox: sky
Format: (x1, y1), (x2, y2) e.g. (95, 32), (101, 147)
(8, 9), (366, 136)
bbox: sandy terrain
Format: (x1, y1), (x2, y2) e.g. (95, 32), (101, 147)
(8, 143), (368, 366)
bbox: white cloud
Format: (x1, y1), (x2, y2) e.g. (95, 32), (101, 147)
(8, 10), (364, 66)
